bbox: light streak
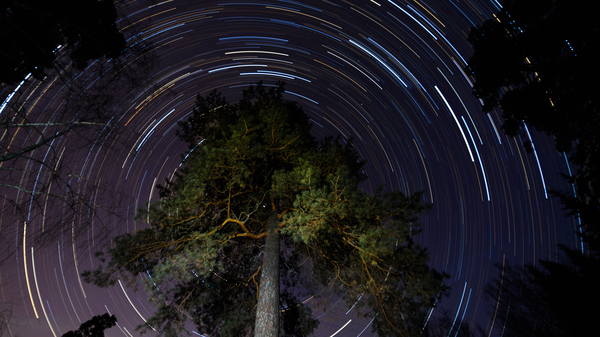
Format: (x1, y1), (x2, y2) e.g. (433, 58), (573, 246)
(58, 241), (81, 322)
(330, 319), (352, 336)
(208, 64), (268, 73)
(285, 91), (318, 104)
(225, 50), (289, 56)
(436, 67), (483, 144)
(455, 288), (472, 337)
(240, 71), (291, 80)
(414, 139), (434, 203)
(23, 221), (39, 319)
(256, 70), (312, 82)
(434, 86), (474, 162)
(514, 138), (530, 190)
(137, 108), (176, 151)
(46, 300), (62, 336)
(563, 152), (584, 252)
(232, 56), (293, 64)
(326, 50), (383, 90)
(357, 316), (375, 336)
(265, 6), (342, 28)
(118, 279), (154, 330)
(488, 255), (506, 337)
(453, 58), (473, 87)
(368, 38), (426, 91)
(32, 247), (58, 337)
(524, 123), (548, 199)
(388, 0), (438, 40)
(487, 113), (502, 144)
(0, 73), (32, 114)
(462, 116), (490, 201)
(348, 39), (408, 87)
(346, 292), (365, 314)
(219, 36), (288, 43)
(406, 3), (444, 38)
(312, 58), (367, 91)
(72, 221), (87, 299)
(448, 282), (468, 337)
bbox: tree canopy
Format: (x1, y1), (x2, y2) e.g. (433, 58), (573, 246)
(485, 253), (600, 337)
(465, 0), (600, 247)
(62, 313), (117, 337)
(83, 82), (448, 337)
(466, 1), (600, 335)
(0, 0), (155, 267)
(1, 0), (126, 85)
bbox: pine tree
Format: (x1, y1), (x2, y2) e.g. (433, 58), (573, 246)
(83, 82), (448, 337)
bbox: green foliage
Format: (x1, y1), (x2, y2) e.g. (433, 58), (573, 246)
(84, 82), (447, 337)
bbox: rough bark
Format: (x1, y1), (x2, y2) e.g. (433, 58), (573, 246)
(254, 212), (280, 336)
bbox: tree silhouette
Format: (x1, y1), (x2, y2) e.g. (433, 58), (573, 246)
(84, 82), (449, 337)
(485, 254), (600, 337)
(0, 0), (156, 267)
(465, 0), (600, 246)
(422, 309), (483, 337)
(1, 0), (126, 85)
(0, 303), (13, 337)
(62, 313), (117, 337)
(466, 1), (600, 335)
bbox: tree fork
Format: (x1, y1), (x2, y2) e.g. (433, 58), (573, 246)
(254, 212), (280, 336)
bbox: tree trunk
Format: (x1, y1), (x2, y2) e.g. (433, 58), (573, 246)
(254, 212), (280, 336)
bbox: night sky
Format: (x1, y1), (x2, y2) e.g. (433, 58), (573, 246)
(0, 0), (581, 336)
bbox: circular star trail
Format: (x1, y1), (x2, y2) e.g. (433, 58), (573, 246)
(0, 0), (580, 336)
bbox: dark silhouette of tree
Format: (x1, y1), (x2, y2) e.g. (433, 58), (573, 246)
(466, 1), (600, 335)
(465, 0), (600, 247)
(422, 309), (483, 337)
(0, 0), (156, 267)
(61, 313), (117, 337)
(83, 83), (449, 337)
(0, 303), (12, 337)
(485, 254), (600, 337)
(1, 0), (126, 85)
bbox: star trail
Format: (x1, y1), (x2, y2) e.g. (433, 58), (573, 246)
(0, 0), (580, 336)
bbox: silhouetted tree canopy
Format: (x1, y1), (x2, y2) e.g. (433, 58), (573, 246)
(422, 309), (483, 337)
(84, 82), (448, 337)
(0, 0), (155, 268)
(486, 252), (600, 337)
(61, 313), (117, 337)
(467, 2), (600, 336)
(466, 0), (600, 251)
(1, 0), (126, 84)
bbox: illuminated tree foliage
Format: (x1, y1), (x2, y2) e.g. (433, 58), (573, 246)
(84, 83), (448, 337)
